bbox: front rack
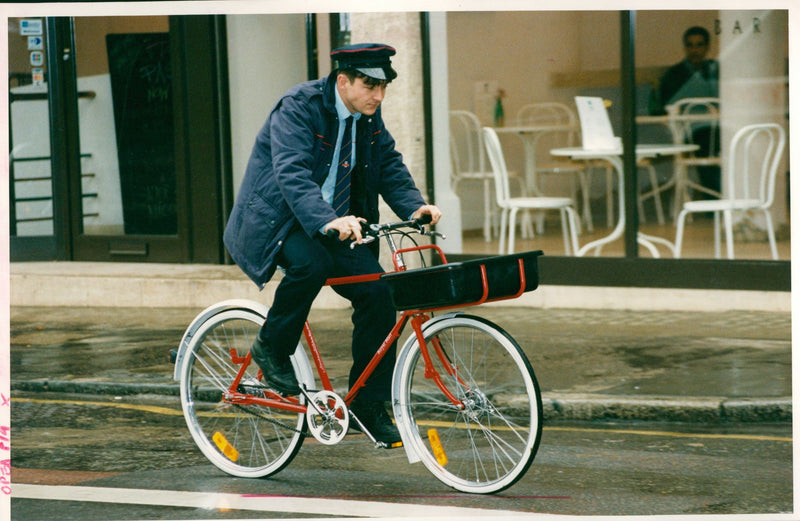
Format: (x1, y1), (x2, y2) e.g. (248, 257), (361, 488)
(381, 249), (544, 312)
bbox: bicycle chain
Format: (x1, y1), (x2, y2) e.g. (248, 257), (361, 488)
(231, 385), (308, 437)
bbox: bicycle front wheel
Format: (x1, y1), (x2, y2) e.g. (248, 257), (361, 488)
(179, 307), (311, 478)
(393, 314), (542, 494)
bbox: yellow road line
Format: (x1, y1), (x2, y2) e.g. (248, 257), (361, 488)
(544, 425), (793, 443)
(13, 397), (184, 417)
(12, 396), (299, 421)
(13, 397), (792, 442)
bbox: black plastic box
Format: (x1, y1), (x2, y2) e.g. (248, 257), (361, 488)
(381, 250), (543, 311)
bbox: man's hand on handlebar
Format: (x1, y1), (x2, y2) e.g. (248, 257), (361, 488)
(412, 205), (442, 227)
(323, 206), (442, 246)
(323, 215), (367, 243)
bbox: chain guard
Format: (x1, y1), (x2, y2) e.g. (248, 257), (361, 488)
(305, 390), (349, 445)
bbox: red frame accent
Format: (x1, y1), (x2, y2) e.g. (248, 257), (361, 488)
(219, 245), (529, 413)
(391, 244), (448, 271)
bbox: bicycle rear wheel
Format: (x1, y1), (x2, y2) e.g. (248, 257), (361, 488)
(179, 307), (311, 478)
(393, 314), (542, 494)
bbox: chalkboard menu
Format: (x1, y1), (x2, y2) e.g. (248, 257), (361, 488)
(106, 33), (176, 235)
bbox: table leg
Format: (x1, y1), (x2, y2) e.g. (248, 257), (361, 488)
(577, 156), (625, 256)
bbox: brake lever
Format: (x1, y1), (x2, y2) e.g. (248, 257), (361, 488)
(349, 235), (376, 249)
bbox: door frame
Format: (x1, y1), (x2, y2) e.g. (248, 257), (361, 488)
(10, 15), (232, 264)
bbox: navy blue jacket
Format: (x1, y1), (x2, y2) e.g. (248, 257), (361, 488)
(224, 73), (426, 288)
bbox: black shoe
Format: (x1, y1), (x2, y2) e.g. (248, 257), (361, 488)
(250, 337), (300, 395)
(349, 398), (402, 445)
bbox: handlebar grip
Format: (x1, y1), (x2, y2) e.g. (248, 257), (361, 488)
(414, 214), (433, 226)
(324, 221), (370, 241)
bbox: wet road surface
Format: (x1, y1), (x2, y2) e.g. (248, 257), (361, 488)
(10, 306), (792, 401)
(10, 392), (793, 519)
(9, 305), (793, 517)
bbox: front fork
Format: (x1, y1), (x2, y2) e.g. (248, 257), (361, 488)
(410, 314), (467, 410)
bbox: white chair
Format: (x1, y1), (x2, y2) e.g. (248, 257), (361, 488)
(449, 110), (525, 242)
(449, 110), (494, 241)
(675, 123), (785, 260)
(483, 127), (580, 255)
(515, 102), (593, 232)
(666, 97), (721, 216)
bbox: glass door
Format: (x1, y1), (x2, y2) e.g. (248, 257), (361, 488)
(70, 15), (187, 261)
(9, 16), (57, 260)
(9, 15), (231, 264)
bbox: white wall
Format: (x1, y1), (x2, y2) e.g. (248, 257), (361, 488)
(719, 10), (789, 227)
(77, 74), (124, 235)
(226, 14), (308, 195)
(447, 11), (584, 127)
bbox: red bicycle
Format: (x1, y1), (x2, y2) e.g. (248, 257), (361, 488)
(174, 218), (543, 493)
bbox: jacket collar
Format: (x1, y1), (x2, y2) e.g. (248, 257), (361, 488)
(322, 72), (338, 114)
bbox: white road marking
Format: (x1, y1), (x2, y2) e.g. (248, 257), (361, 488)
(11, 484), (547, 518)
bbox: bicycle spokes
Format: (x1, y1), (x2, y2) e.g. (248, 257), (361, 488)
(394, 315), (542, 494)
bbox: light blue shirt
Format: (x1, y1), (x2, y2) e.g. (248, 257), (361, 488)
(321, 89), (361, 205)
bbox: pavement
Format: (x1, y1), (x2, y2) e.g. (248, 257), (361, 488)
(7, 261), (794, 423)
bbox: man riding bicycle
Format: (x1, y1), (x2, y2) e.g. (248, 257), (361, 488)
(223, 43), (441, 445)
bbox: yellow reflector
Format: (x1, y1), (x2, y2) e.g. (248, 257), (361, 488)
(427, 428), (447, 466)
(213, 431), (239, 462)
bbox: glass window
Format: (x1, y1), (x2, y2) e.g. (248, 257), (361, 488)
(446, 10), (789, 262)
(73, 16), (176, 236)
(636, 10), (788, 261)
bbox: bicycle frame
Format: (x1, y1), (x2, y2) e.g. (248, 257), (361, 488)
(178, 219), (543, 493)
(219, 241), (529, 417)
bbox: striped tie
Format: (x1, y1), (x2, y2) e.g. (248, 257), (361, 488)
(333, 117), (353, 217)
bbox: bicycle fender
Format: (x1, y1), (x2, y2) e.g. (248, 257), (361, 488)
(173, 299), (268, 381)
(172, 299), (314, 391)
(391, 312), (465, 464)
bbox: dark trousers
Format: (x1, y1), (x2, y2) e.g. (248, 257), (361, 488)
(259, 224), (397, 401)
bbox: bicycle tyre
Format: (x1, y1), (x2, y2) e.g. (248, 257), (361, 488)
(393, 314), (542, 494)
(179, 307), (312, 478)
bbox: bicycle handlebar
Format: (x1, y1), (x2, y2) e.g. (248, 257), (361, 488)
(324, 215), (441, 247)
(367, 214), (431, 234)
(356, 215), (440, 247)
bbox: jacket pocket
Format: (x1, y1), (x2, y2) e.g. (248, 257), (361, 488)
(237, 192), (288, 264)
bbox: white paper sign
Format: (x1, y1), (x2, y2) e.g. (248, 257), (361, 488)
(575, 96), (618, 150)
(20, 19), (43, 36)
(31, 68), (44, 87)
(30, 51), (44, 67)
(28, 36), (43, 50)
(31, 67), (44, 87)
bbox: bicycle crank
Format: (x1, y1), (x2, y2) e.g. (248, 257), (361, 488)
(304, 389), (349, 445)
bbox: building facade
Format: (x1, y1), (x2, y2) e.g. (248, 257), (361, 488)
(6, 8), (791, 291)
